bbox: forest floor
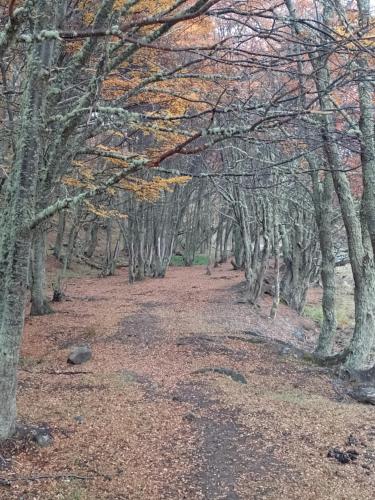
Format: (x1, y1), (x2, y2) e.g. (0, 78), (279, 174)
(1, 262), (375, 499)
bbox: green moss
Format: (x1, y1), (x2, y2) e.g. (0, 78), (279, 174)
(60, 486), (87, 500)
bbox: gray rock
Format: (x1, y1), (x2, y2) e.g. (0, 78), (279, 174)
(74, 415), (84, 424)
(33, 431), (53, 447)
(67, 345), (92, 365)
(350, 385), (375, 405)
(280, 346), (291, 355)
(293, 329), (305, 341)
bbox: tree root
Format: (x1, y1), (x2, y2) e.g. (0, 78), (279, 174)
(339, 364), (375, 384)
(193, 367), (247, 384)
(231, 330), (351, 369)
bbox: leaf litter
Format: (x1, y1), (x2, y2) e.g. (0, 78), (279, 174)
(0, 263), (374, 499)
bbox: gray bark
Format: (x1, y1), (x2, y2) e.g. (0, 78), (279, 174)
(0, 0), (54, 439)
(53, 210), (66, 260)
(30, 228), (53, 316)
(84, 222), (98, 259)
(311, 169), (337, 356)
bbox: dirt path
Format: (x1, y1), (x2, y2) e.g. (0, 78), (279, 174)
(1, 264), (375, 499)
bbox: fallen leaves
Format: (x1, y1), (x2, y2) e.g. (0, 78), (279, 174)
(1, 263), (374, 499)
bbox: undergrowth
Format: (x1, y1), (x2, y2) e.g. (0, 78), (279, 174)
(170, 254), (209, 266)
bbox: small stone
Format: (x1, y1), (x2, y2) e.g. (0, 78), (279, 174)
(293, 329), (305, 341)
(67, 345), (92, 365)
(182, 412), (196, 422)
(347, 434), (359, 446)
(280, 346), (291, 355)
(327, 447), (358, 464)
(172, 395), (183, 402)
(33, 431), (53, 448)
(74, 416), (84, 424)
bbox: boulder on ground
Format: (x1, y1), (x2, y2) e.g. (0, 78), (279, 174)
(67, 345), (92, 365)
(32, 428), (54, 448)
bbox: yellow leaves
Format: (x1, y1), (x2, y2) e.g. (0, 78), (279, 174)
(78, 0), (129, 26)
(63, 176), (97, 191)
(69, 174), (191, 217)
(97, 144), (116, 151)
(170, 15), (215, 48)
(103, 76), (131, 98)
(63, 176), (87, 188)
(114, 0), (127, 10)
(334, 16), (375, 48)
(72, 161), (95, 180)
(129, 0), (175, 16)
(64, 162), (96, 189)
(84, 201), (128, 219)
(62, 1), (209, 208)
(78, 0), (95, 25)
(163, 175), (191, 186)
(96, 145), (139, 168)
(120, 175), (191, 201)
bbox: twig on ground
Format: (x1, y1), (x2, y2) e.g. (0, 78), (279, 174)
(20, 369), (94, 375)
(43, 370), (94, 375)
(0, 472), (109, 484)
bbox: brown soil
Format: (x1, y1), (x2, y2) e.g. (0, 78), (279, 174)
(1, 263), (374, 499)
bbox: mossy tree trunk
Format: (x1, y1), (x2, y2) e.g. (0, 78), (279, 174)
(286, 0), (375, 371)
(84, 222), (99, 259)
(53, 210), (66, 260)
(280, 207), (319, 314)
(311, 168), (337, 356)
(30, 228), (53, 316)
(314, 53), (375, 369)
(0, 0), (54, 440)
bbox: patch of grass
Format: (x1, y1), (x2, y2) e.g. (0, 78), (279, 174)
(337, 306), (354, 329)
(193, 254), (209, 265)
(303, 304), (324, 326)
(169, 255), (184, 266)
(60, 486), (88, 500)
(266, 389), (327, 407)
(170, 254), (209, 266)
(82, 324), (98, 338)
(19, 355), (42, 370)
(303, 303), (354, 329)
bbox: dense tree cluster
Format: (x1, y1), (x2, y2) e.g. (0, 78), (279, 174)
(0, 0), (375, 440)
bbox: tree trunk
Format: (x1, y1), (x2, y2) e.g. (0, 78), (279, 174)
(345, 257), (375, 369)
(84, 222), (98, 258)
(270, 179), (280, 320)
(53, 210), (65, 260)
(312, 171), (337, 356)
(30, 229), (53, 316)
(0, 0), (54, 439)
